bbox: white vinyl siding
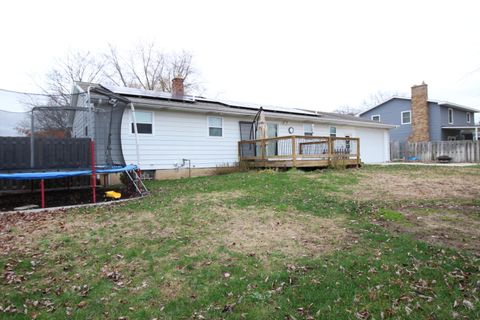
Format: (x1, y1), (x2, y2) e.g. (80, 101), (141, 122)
(401, 111), (411, 125)
(120, 109), (391, 169)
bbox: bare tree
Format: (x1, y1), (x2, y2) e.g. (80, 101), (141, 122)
(16, 50), (107, 136)
(333, 105), (364, 115)
(18, 43), (202, 136)
(42, 50), (107, 106)
(360, 90), (403, 109)
(105, 43), (201, 94)
(334, 90), (407, 116)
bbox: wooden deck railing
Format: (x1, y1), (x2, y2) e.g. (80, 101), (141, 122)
(238, 135), (360, 167)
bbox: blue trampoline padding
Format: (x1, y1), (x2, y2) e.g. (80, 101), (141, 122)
(0, 165), (138, 181)
(96, 165), (138, 174)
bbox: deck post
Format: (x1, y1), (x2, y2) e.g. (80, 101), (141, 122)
(237, 141), (241, 162)
(328, 137), (333, 166)
(261, 139), (266, 167)
(292, 136), (297, 167)
(356, 138), (360, 167)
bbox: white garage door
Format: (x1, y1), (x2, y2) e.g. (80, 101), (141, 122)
(356, 128), (387, 163)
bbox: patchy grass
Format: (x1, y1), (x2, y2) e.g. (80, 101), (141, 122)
(0, 165), (479, 319)
(377, 208), (407, 222)
(346, 165), (480, 201)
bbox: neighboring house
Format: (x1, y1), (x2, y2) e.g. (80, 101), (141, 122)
(71, 80), (394, 179)
(359, 83), (479, 142)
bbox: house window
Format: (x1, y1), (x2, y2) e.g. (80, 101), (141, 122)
(131, 111), (153, 134)
(401, 111), (411, 125)
(304, 124), (314, 136)
(466, 112), (471, 123)
(371, 115), (381, 122)
(329, 126), (337, 137)
(85, 126), (88, 137)
(208, 116), (223, 137)
(448, 108), (454, 124)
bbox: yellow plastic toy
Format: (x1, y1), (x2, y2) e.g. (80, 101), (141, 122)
(105, 191), (122, 199)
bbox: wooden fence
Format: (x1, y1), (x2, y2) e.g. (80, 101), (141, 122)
(0, 137), (91, 170)
(0, 137), (91, 191)
(390, 141), (480, 163)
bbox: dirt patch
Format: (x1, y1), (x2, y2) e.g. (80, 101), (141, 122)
(349, 172), (480, 201)
(171, 191), (245, 209)
(196, 208), (351, 258)
(194, 190), (245, 204)
(380, 205), (480, 255)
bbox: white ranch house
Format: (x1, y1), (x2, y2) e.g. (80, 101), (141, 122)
(71, 80), (394, 179)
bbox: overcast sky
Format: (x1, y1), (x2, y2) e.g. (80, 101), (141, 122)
(1, 0), (479, 114)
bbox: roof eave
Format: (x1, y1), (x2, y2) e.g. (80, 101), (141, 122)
(437, 102), (480, 113)
(128, 97), (395, 129)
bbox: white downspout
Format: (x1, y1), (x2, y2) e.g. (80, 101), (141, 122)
(129, 102), (141, 168)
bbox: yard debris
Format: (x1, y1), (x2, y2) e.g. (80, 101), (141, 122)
(355, 309), (370, 319)
(101, 265), (124, 286)
(462, 299), (474, 310)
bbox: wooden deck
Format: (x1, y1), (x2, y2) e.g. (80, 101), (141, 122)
(238, 135), (361, 169)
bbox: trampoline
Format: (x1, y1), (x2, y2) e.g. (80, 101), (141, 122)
(0, 164), (145, 209)
(0, 85), (149, 210)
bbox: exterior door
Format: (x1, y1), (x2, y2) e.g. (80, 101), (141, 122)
(239, 121), (256, 157)
(267, 123), (278, 156)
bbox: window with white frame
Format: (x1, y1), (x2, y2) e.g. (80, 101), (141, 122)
(371, 115), (381, 122)
(448, 108), (454, 124)
(329, 126), (337, 137)
(466, 112), (471, 123)
(401, 111), (411, 125)
(208, 116), (223, 137)
(304, 123), (313, 136)
(131, 111), (153, 134)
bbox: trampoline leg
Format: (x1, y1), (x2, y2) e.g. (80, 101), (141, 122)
(92, 178), (96, 203)
(40, 179), (45, 208)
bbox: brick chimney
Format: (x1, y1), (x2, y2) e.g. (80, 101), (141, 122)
(409, 82), (430, 142)
(172, 77), (184, 98)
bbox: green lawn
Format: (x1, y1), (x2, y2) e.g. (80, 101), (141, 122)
(1, 165), (479, 319)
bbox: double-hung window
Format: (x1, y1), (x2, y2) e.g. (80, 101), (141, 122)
(132, 111), (153, 134)
(208, 116), (223, 137)
(448, 108), (454, 124)
(329, 126), (337, 137)
(401, 111), (411, 125)
(304, 124), (314, 136)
